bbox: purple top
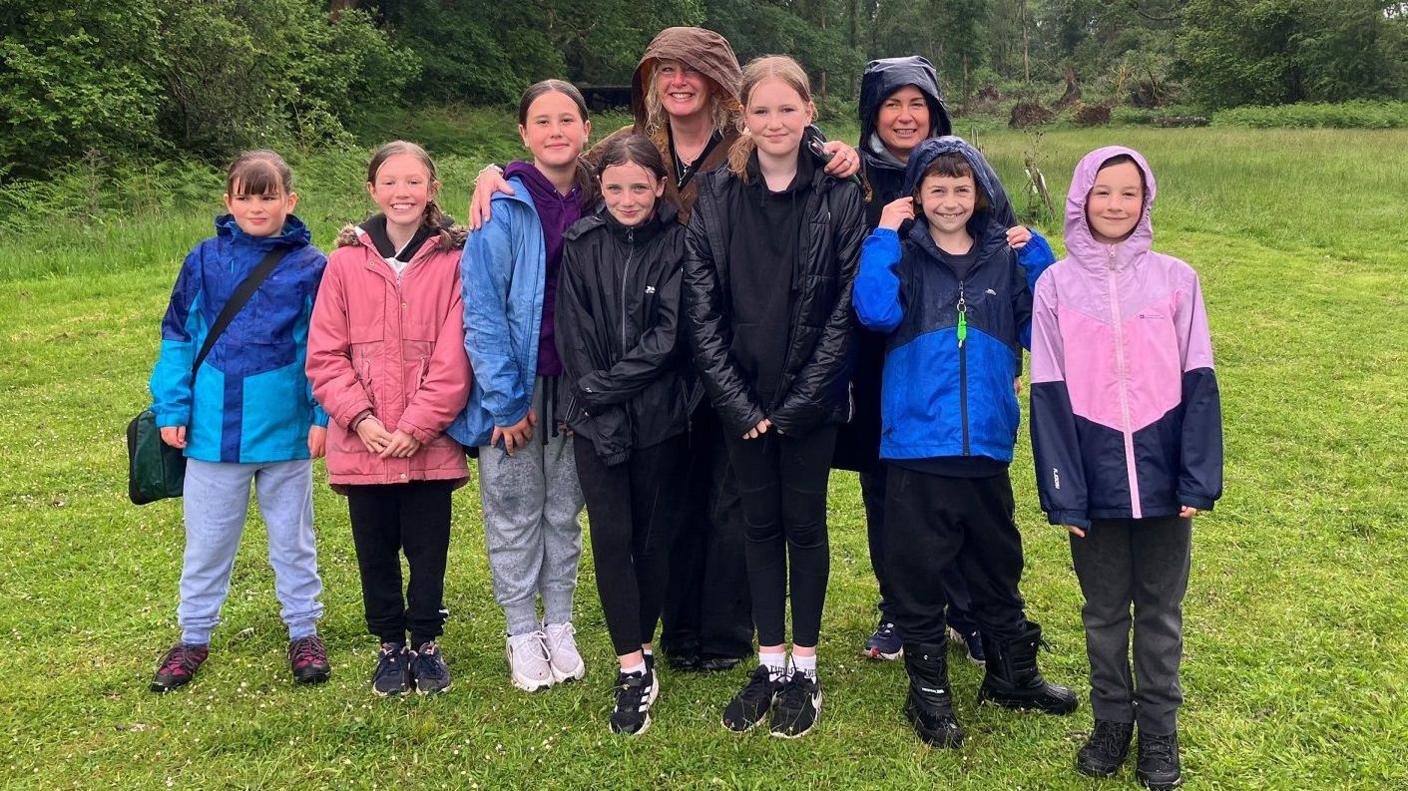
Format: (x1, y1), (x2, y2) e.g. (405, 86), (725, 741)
(505, 161), (582, 376)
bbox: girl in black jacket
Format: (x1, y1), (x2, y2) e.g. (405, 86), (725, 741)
(682, 55), (866, 739)
(556, 134), (697, 736)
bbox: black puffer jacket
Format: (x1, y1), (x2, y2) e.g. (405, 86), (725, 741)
(683, 131), (867, 438)
(556, 202), (699, 465)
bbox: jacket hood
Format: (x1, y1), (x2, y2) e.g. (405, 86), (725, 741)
(902, 136), (1016, 235)
(1064, 146), (1157, 268)
(858, 57), (952, 170)
(216, 213), (312, 250)
(337, 212), (467, 253)
(630, 27), (743, 131)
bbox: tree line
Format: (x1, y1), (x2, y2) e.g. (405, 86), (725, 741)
(3, 1), (1405, 178)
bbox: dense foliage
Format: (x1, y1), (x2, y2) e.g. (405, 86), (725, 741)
(3, 1), (1406, 177)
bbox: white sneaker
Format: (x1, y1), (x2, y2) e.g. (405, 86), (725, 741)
(543, 622), (586, 683)
(506, 630), (554, 692)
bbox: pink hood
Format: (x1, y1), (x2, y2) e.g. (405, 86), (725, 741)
(1063, 146), (1157, 272)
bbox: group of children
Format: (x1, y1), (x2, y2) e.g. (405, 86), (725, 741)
(145, 46), (1220, 790)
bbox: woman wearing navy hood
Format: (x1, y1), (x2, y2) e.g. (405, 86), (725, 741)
(839, 57), (994, 667)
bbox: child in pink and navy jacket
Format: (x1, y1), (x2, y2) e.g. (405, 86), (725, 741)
(1029, 146), (1223, 790)
(307, 141), (471, 697)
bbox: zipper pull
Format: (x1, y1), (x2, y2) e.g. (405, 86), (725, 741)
(956, 286), (968, 348)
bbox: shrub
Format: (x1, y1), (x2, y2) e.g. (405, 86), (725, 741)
(1212, 101), (1408, 129)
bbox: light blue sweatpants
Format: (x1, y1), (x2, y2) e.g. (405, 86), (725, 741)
(178, 459), (323, 645)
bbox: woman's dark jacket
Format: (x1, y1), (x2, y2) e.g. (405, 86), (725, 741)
(682, 133), (867, 439)
(556, 202), (698, 465)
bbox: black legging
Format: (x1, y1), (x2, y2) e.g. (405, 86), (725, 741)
(724, 425), (838, 648)
(575, 434), (688, 657)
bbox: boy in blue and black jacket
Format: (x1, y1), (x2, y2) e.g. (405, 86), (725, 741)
(854, 137), (1074, 748)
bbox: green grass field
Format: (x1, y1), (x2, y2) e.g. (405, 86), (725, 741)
(1, 122), (1405, 789)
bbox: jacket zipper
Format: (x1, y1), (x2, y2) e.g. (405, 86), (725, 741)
(620, 228), (635, 356)
(1106, 249), (1142, 518)
(957, 281), (970, 456)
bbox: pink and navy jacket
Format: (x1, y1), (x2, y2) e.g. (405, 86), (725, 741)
(307, 219), (472, 489)
(1030, 147), (1222, 529)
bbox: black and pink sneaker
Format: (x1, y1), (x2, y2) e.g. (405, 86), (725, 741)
(289, 635), (331, 684)
(151, 643), (209, 693)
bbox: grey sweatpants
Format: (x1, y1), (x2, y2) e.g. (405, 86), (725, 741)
(478, 378), (585, 636)
(1070, 516), (1192, 735)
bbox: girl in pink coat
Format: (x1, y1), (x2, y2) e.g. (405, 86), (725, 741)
(307, 141), (472, 697)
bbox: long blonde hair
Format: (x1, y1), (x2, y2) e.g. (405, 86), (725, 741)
(728, 56), (814, 183)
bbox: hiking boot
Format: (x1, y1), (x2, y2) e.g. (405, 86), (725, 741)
(544, 622), (586, 683)
(769, 668), (823, 739)
(371, 642), (412, 696)
(903, 642), (964, 749)
(288, 635), (331, 685)
(948, 625), (986, 666)
(150, 643), (209, 693)
(721, 664), (781, 732)
(1136, 730), (1183, 790)
(863, 619), (903, 660)
(506, 630), (553, 692)
(977, 621), (1078, 715)
(609, 666), (659, 736)
(1077, 719), (1135, 777)
(411, 642), (452, 695)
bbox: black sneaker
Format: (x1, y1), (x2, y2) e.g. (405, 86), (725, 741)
(609, 667), (659, 736)
(288, 635), (331, 685)
(948, 626), (986, 666)
(1077, 719), (1135, 777)
(697, 655), (744, 672)
(721, 665), (781, 732)
(1136, 731), (1182, 790)
(411, 642), (452, 695)
(769, 670), (823, 739)
(371, 642), (412, 696)
(150, 643), (209, 693)
(864, 619), (903, 660)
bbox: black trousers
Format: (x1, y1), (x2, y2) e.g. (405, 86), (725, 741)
(724, 424), (838, 648)
(659, 404), (753, 660)
(346, 480), (454, 647)
(575, 434), (688, 657)
(1070, 516), (1192, 734)
(860, 464), (979, 635)
(883, 467), (1029, 645)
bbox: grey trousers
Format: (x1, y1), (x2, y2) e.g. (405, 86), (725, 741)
(1070, 516), (1192, 735)
(477, 377), (585, 636)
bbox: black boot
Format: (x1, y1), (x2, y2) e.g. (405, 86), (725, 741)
(977, 621), (1078, 714)
(1135, 730), (1182, 789)
(1076, 719), (1135, 777)
(902, 642), (964, 748)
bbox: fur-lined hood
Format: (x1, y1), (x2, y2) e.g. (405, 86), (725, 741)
(335, 217), (468, 251)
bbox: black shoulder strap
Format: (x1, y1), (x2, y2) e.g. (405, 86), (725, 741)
(191, 246), (288, 376)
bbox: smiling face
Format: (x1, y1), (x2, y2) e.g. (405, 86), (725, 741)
(876, 85), (931, 160)
(1086, 159), (1145, 243)
(743, 76), (815, 161)
(918, 172), (977, 237)
(600, 161), (665, 227)
(654, 59), (713, 121)
(367, 152), (438, 233)
(223, 181), (297, 237)
(519, 90), (590, 170)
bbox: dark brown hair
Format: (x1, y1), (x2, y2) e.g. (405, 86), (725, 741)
(1097, 153), (1147, 194)
(366, 140), (454, 241)
(518, 79), (595, 207)
(226, 149), (292, 196)
(596, 134), (669, 183)
(913, 153), (988, 214)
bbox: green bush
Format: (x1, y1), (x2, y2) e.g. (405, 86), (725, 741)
(1213, 101), (1408, 129)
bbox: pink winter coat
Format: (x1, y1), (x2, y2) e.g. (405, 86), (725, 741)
(307, 222), (472, 489)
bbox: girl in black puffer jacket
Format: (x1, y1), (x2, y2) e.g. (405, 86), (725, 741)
(556, 134), (698, 736)
(682, 56), (866, 739)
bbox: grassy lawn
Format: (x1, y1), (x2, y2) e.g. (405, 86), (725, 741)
(1, 123), (1405, 789)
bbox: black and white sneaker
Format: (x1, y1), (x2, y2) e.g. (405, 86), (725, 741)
(411, 642), (452, 695)
(609, 667), (659, 736)
(721, 665), (781, 732)
(372, 642), (412, 697)
(769, 669), (823, 739)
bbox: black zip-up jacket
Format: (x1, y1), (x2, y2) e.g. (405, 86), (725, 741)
(556, 202), (699, 466)
(683, 130), (867, 438)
